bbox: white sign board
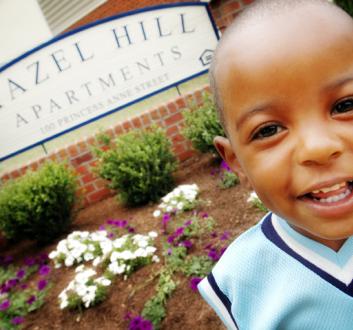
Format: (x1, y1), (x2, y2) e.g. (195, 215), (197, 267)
(0, 3), (219, 161)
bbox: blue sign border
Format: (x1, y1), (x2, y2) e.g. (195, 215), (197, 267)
(0, 2), (220, 162)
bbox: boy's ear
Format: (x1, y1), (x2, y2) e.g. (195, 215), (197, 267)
(214, 136), (251, 188)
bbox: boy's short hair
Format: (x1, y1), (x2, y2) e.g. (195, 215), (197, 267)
(210, 0), (346, 134)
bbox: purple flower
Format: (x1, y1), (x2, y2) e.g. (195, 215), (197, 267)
(115, 219), (127, 228)
(162, 213), (171, 223)
(39, 265), (51, 276)
(16, 269), (26, 279)
(181, 240), (193, 249)
(220, 247), (227, 257)
(190, 277), (202, 292)
(128, 226), (135, 233)
(184, 219), (192, 226)
(7, 278), (18, 288)
(20, 283), (28, 290)
(124, 311), (132, 320)
(175, 226), (185, 237)
(220, 160), (231, 172)
(0, 299), (10, 311)
(167, 248), (172, 256)
(107, 232), (115, 239)
(128, 315), (153, 330)
(11, 316), (24, 325)
(0, 284), (10, 294)
(24, 257), (36, 267)
(130, 316), (142, 327)
(99, 225), (105, 231)
(204, 243), (213, 250)
(208, 248), (219, 261)
(210, 232), (218, 238)
(38, 253), (48, 264)
(220, 231), (230, 241)
(106, 219), (114, 225)
(167, 235), (175, 244)
(140, 320), (153, 330)
(37, 279), (47, 291)
(201, 212), (209, 218)
(27, 295), (36, 305)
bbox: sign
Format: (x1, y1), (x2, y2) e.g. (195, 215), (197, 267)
(0, 3), (219, 161)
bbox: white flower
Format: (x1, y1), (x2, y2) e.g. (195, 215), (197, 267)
(247, 191), (259, 203)
(84, 253), (94, 261)
(145, 246), (156, 254)
(148, 231), (158, 238)
(152, 255), (160, 263)
(120, 250), (134, 260)
(60, 299), (69, 309)
(100, 240), (113, 255)
(166, 206), (173, 212)
(113, 236), (127, 248)
(93, 257), (102, 267)
(48, 251), (58, 259)
(95, 277), (111, 287)
(65, 256), (75, 267)
(176, 202), (184, 210)
(134, 248), (147, 257)
(108, 262), (126, 274)
(75, 265), (85, 273)
(137, 239), (148, 248)
(153, 209), (161, 218)
(110, 251), (120, 262)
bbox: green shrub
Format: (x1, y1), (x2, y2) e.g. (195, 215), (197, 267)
(335, 0), (353, 17)
(94, 126), (177, 206)
(0, 162), (77, 244)
(181, 92), (225, 154)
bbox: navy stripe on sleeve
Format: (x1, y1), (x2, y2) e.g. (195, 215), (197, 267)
(207, 272), (238, 328)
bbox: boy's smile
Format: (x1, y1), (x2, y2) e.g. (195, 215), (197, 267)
(214, 5), (353, 250)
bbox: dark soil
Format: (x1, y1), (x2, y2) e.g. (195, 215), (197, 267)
(1, 153), (265, 330)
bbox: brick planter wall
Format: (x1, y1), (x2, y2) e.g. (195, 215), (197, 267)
(0, 86), (210, 206)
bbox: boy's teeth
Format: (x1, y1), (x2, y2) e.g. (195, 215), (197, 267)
(312, 182), (346, 194)
(315, 188), (350, 203)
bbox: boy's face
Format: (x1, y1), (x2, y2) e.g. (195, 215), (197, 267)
(215, 7), (353, 246)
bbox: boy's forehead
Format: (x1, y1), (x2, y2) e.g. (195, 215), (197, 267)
(218, 4), (353, 74)
(215, 3), (353, 116)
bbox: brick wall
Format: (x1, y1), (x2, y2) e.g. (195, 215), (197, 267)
(210, 0), (255, 32)
(66, 0), (200, 33)
(0, 86), (210, 206)
(66, 0), (255, 35)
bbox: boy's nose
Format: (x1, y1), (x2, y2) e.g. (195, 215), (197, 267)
(296, 127), (343, 166)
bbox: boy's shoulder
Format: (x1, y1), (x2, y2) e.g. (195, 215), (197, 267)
(212, 212), (275, 285)
(199, 213), (353, 330)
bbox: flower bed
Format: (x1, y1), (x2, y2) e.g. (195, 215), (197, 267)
(0, 153), (265, 329)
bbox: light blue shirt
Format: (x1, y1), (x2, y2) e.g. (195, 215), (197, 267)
(198, 213), (353, 330)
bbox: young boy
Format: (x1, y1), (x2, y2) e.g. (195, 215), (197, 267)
(198, 0), (353, 329)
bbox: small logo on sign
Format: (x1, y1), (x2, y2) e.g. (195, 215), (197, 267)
(199, 49), (214, 66)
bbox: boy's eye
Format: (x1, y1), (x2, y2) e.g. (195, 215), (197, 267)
(251, 124), (284, 140)
(332, 98), (353, 115)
